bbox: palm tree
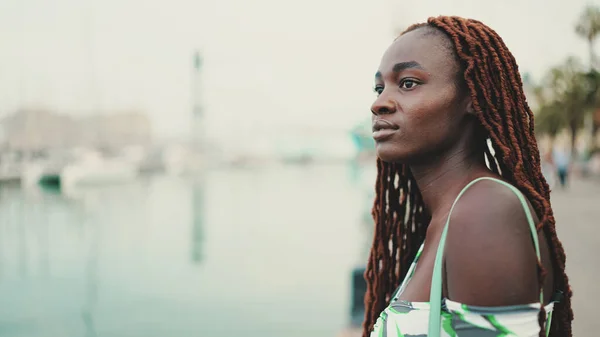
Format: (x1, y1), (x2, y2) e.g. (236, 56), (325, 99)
(576, 5), (600, 143)
(543, 57), (589, 152)
(575, 5), (600, 70)
(583, 70), (600, 139)
(535, 101), (568, 145)
(534, 84), (567, 146)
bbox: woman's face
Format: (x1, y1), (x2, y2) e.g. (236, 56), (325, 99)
(371, 28), (473, 164)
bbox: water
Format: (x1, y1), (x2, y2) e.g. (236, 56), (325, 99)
(0, 164), (376, 337)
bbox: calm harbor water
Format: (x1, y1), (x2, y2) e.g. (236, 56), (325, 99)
(0, 164), (375, 337)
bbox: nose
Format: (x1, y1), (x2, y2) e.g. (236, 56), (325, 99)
(371, 94), (396, 116)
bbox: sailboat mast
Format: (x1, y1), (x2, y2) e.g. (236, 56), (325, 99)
(192, 51), (204, 151)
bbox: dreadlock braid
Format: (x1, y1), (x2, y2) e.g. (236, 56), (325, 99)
(362, 16), (572, 337)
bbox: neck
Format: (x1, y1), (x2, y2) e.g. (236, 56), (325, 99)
(410, 146), (488, 218)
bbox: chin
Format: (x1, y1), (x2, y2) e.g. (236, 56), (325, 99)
(375, 143), (410, 164)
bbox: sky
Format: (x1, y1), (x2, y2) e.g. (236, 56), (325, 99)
(0, 0), (598, 144)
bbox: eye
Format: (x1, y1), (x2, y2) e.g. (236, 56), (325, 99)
(373, 85), (384, 96)
(399, 79), (420, 90)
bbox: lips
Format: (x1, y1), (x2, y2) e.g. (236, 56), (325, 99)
(372, 119), (399, 132)
(372, 119), (399, 141)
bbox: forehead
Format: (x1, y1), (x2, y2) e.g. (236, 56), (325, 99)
(378, 28), (459, 77)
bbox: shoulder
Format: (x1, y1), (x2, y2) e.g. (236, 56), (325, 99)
(450, 178), (537, 229)
(443, 178), (541, 306)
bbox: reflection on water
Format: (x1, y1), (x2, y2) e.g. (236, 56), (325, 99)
(191, 180), (205, 265)
(0, 164), (375, 337)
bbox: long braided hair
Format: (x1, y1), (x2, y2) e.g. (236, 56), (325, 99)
(363, 16), (573, 337)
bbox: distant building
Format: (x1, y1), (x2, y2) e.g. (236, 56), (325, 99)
(0, 108), (152, 152)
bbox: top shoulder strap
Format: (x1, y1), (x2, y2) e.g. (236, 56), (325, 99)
(427, 177), (542, 336)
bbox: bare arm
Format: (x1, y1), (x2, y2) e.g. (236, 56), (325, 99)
(443, 180), (542, 306)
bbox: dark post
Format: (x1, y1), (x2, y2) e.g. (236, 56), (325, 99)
(350, 266), (367, 327)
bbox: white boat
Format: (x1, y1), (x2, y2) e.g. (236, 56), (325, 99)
(61, 149), (139, 189)
(0, 154), (22, 184)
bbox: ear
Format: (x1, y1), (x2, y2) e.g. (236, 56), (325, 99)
(459, 88), (475, 116)
(465, 99), (475, 116)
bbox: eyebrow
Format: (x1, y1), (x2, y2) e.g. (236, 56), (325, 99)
(375, 61), (425, 78)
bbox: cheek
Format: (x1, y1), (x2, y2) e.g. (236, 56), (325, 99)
(407, 90), (460, 142)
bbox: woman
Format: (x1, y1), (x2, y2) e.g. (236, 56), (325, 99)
(361, 16), (572, 337)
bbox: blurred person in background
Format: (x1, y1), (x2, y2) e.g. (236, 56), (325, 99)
(338, 16), (573, 337)
(553, 145), (571, 189)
